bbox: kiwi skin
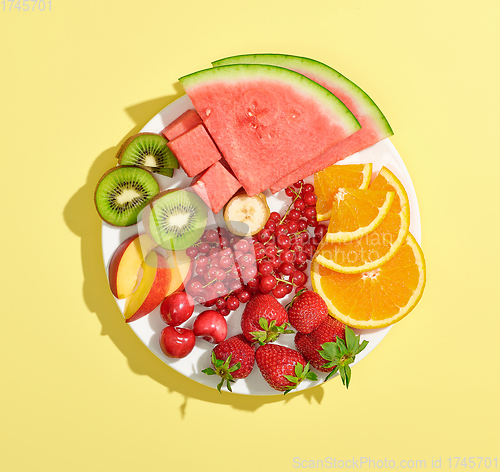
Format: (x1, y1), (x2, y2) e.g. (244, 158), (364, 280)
(116, 132), (179, 174)
(94, 165), (159, 227)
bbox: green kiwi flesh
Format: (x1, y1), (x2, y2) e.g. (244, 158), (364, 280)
(148, 190), (208, 250)
(118, 133), (179, 176)
(95, 166), (159, 226)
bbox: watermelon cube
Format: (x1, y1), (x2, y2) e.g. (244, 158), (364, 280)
(161, 109), (203, 141)
(167, 124), (222, 177)
(192, 162), (241, 214)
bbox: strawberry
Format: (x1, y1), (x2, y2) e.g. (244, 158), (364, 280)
(295, 317), (369, 388)
(295, 332), (332, 372)
(308, 315), (346, 346)
(287, 289), (328, 333)
(241, 294), (293, 344)
(295, 316), (345, 372)
(255, 344), (318, 394)
(202, 334), (255, 392)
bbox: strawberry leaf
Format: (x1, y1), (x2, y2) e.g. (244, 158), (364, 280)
(318, 328), (369, 388)
(202, 368), (216, 376)
(250, 318), (292, 345)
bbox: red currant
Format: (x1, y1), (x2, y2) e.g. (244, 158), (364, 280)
(225, 295), (240, 311)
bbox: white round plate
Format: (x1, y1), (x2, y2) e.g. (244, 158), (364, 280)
(101, 94), (421, 396)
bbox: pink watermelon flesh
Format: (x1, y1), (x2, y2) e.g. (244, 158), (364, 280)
(180, 66), (360, 196)
(268, 69), (387, 192)
(161, 109), (203, 141)
(192, 161), (241, 214)
(212, 55), (393, 193)
(167, 124), (222, 177)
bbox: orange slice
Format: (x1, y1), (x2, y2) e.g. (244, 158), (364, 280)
(311, 233), (426, 329)
(325, 188), (395, 243)
(314, 166), (410, 273)
(370, 166), (409, 214)
(315, 163), (372, 221)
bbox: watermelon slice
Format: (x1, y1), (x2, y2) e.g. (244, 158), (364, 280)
(167, 124), (222, 177)
(212, 54), (393, 193)
(179, 64), (360, 196)
(161, 109), (203, 141)
(192, 161), (241, 214)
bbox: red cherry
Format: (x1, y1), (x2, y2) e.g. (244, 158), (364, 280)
(160, 292), (195, 326)
(193, 310), (228, 343)
(160, 326), (196, 358)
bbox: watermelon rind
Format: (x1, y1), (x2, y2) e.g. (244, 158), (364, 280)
(212, 54), (393, 138)
(179, 64), (361, 134)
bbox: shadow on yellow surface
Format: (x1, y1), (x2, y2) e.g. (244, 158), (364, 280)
(64, 92), (326, 415)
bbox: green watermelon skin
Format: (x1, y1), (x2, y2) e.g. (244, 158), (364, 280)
(212, 54), (393, 193)
(179, 64), (360, 196)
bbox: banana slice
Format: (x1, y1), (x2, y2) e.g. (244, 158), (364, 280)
(224, 193), (270, 236)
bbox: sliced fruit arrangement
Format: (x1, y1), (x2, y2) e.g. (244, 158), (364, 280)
(315, 163), (372, 221)
(97, 53), (426, 395)
(117, 132), (179, 177)
(314, 166), (411, 274)
(311, 165), (425, 329)
(95, 165), (160, 226)
(212, 54), (393, 193)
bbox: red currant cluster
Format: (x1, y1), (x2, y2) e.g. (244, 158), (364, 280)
(250, 181), (327, 299)
(185, 228), (253, 316)
(184, 181), (328, 317)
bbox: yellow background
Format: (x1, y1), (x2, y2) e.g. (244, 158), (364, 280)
(1, 1), (499, 470)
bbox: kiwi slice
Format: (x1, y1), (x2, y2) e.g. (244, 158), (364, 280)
(118, 133), (179, 176)
(146, 189), (208, 250)
(94, 166), (159, 226)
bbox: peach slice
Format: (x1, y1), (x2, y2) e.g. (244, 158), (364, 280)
(165, 249), (193, 297)
(124, 251), (172, 323)
(108, 233), (158, 299)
